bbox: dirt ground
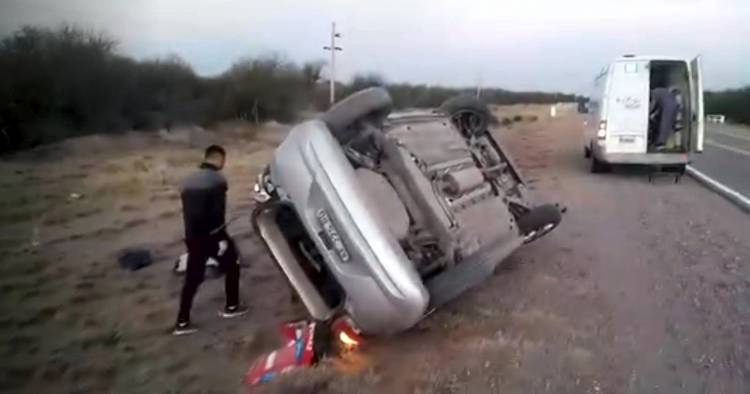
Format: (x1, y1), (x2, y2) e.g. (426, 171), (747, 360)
(2, 107), (750, 393)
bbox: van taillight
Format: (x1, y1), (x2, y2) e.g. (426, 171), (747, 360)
(597, 120), (607, 138)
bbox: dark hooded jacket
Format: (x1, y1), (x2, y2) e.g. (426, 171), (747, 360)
(180, 163), (227, 239)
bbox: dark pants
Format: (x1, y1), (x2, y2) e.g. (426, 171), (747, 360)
(177, 233), (239, 323)
(655, 106), (678, 146)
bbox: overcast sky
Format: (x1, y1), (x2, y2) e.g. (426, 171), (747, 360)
(1, 0), (748, 93)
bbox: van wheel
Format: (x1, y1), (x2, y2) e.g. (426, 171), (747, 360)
(517, 204), (562, 244)
(590, 156), (609, 173)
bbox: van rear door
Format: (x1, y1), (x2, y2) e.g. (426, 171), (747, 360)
(606, 60), (650, 153)
(690, 56), (704, 153)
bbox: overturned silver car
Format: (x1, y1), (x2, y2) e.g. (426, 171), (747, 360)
(252, 88), (561, 335)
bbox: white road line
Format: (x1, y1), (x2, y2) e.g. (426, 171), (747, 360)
(686, 166), (750, 213)
(705, 139), (750, 157)
(708, 128), (750, 143)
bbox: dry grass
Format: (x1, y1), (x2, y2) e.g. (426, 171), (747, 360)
(93, 175), (146, 197)
(0, 124), (298, 393)
(0, 108), (636, 394)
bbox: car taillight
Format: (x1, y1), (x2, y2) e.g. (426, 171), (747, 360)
(597, 120), (607, 139)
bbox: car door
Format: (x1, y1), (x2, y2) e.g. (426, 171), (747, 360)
(690, 56), (705, 153)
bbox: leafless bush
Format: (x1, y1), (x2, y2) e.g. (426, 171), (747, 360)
(0, 24), (580, 152)
(0, 26), (322, 152)
(346, 72), (578, 110)
(210, 56), (311, 123)
(0, 26), (205, 151)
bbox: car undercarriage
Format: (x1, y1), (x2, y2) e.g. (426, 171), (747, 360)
(252, 88), (562, 335)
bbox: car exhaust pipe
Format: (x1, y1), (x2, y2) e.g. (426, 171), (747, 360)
(252, 202), (336, 321)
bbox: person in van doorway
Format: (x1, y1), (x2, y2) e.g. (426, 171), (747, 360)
(649, 87), (680, 152)
(174, 145), (248, 336)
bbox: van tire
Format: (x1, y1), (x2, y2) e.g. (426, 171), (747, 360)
(590, 156), (609, 173)
(517, 204), (562, 244)
(584, 145), (591, 158)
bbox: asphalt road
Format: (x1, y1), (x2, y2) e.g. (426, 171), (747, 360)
(691, 123), (750, 198)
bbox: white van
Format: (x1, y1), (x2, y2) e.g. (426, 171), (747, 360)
(584, 55), (704, 172)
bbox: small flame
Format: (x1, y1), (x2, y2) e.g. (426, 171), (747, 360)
(339, 331), (360, 348)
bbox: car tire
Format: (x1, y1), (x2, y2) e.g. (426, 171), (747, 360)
(321, 87), (393, 144)
(439, 95), (491, 136)
(517, 204), (561, 244)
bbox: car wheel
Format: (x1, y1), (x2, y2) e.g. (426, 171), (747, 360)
(438, 95), (491, 137)
(321, 87), (393, 145)
(517, 204), (561, 244)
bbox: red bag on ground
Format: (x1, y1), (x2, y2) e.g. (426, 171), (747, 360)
(245, 317), (362, 387)
(244, 320), (319, 386)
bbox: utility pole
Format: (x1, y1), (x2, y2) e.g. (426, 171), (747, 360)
(323, 22), (342, 105)
(476, 73), (483, 99)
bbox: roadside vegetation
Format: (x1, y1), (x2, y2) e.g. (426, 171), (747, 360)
(0, 25), (575, 152)
(705, 88), (750, 125)
(338, 73), (577, 109)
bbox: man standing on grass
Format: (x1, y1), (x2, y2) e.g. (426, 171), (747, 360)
(174, 145), (247, 336)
